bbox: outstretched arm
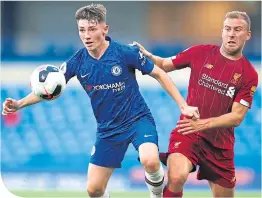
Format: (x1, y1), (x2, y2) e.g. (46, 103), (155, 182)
(177, 102), (248, 135)
(149, 65), (199, 119)
(134, 42), (204, 73)
(2, 92), (42, 115)
(133, 42), (175, 72)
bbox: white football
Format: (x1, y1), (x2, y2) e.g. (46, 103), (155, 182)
(30, 65), (66, 100)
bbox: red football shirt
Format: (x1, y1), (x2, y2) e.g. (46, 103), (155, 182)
(171, 45), (258, 149)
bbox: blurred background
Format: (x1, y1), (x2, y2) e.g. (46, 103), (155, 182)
(1, 1), (261, 197)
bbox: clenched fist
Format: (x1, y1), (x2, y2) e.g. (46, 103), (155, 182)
(2, 98), (19, 116)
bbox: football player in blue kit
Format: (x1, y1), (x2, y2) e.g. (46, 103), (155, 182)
(2, 3), (199, 198)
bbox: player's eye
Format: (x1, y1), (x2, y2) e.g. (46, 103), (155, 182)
(89, 28), (96, 32)
(235, 28), (242, 32)
(79, 29), (85, 33)
(224, 26), (231, 31)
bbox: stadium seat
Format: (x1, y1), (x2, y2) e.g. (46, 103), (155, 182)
(1, 86), (261, 171)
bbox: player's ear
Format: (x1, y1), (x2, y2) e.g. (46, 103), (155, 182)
(104, 24), (109, 35)
(246, 31), (251, 41)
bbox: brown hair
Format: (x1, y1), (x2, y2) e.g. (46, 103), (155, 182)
(75, 3), (107, 23)
(224, 11), (251, 31)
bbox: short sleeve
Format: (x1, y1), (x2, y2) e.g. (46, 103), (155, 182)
(123, 45), (154, 75)
(234, 70), (258, 108)
(59, 61), (75, 83)
(59, 49), (83, 83)
(171, 45), (204, 70)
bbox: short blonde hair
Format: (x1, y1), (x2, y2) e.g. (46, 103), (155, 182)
(224, 11), (251, 31)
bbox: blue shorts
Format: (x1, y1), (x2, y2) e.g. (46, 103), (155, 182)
(90, 115), (158, 168)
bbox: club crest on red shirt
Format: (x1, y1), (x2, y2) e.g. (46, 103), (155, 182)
(231, 73), (242, 85)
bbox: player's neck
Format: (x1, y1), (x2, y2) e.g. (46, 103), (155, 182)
(219, 46), (243, 61)
(88, 40), (110, 60)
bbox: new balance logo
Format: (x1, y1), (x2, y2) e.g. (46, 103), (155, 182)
(226, 86), (235, 98)
(204, 63), (213, 69)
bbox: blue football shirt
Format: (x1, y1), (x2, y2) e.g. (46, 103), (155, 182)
(60, 37), (155, 138)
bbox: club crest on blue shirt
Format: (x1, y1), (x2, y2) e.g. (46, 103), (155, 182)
(111, 65), (122, 76)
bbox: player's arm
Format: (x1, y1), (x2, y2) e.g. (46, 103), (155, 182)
(177, 70), (258, 135)
(133, 42), (174, 72)
(206, 102), (248, 128)
(59, 49), (83, 84)
(124, 44), (199, 118)
(133, 42), (201, 72)
(149, 55), (174, 73)
(2, 49), (81, 116)
(149, 65), (199, 118)
(2, 93), (42, 115)
(177, 102), (248, 135)
(2, 61), (73, 116)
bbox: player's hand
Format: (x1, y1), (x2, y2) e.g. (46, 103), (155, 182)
(2, 98), (19, 116)
(132, 41), (152, 58)
(181, 105), (200, 120)
(176, 118), (209, 135)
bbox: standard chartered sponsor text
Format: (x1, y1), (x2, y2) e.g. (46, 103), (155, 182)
(198, 74), (229, 95)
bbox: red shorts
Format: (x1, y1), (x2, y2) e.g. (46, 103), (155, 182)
(168, 129), (236, 188)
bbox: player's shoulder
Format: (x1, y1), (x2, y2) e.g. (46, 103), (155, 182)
(242, 57), (258, 79)
(182, 44), (219, 54)
(60, 48), (85, 72)
(61, 48), (86, 68)
(67, 48), (86, 62)
(201, 44), (220, 53)
(112, 39), (139, 54)
(192, 45), (220, 58)
(242, 56), (257, 70)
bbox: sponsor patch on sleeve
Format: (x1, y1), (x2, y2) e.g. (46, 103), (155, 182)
(240, 99), (250, 107)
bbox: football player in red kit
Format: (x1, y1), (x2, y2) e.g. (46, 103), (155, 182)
(134, 11), (258, 197)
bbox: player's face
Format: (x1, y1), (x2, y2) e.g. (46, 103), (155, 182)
(78, 19), (109, 51)
(221, 18), (251, 56)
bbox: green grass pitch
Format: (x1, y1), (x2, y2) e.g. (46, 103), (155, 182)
(11, 190), (261, 197)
